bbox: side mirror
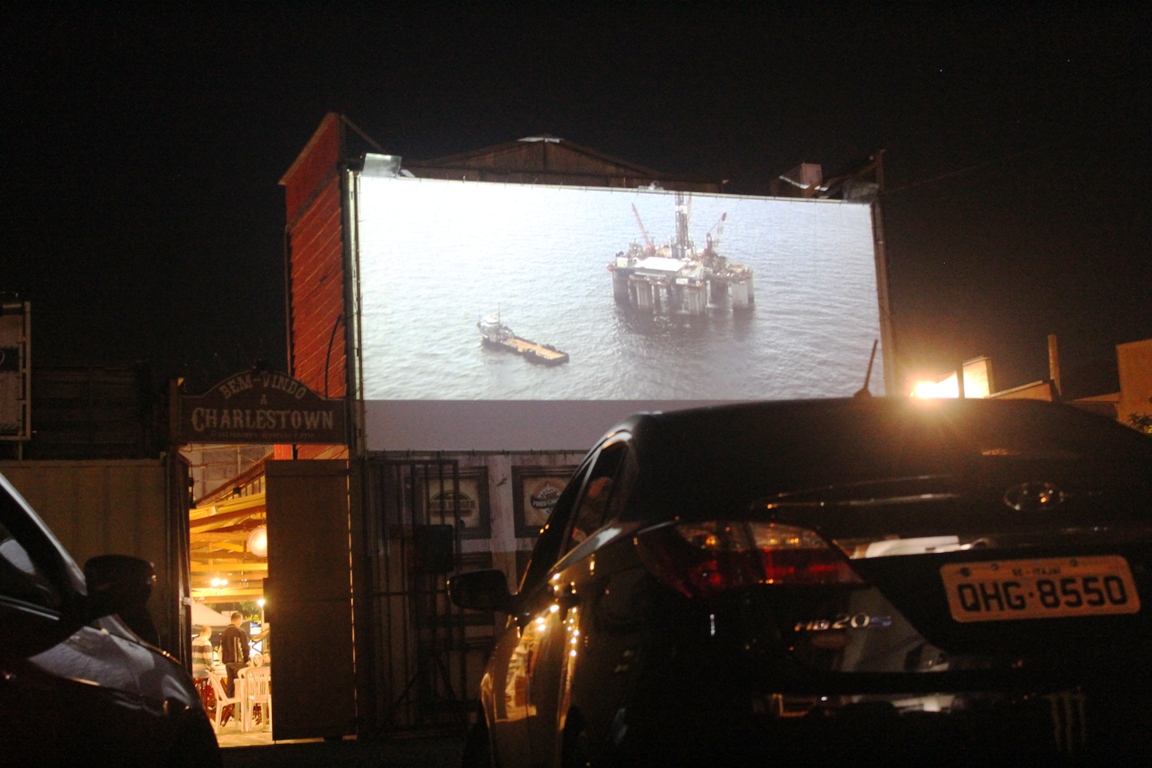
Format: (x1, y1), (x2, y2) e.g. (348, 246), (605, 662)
(84, 554), (154, 618)
(449, 568), (515, 614)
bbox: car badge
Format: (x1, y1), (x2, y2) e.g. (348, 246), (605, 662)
(1003, 482), (1067, 512)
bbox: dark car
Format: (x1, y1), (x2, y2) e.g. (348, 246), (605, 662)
(0, 471), (221, 767)
(450, 397), (1152, 766)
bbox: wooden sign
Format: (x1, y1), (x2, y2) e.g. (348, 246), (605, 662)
(173, 369), (347, 445)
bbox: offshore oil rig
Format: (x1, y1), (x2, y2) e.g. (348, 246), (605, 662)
(608, 193), (754, 315)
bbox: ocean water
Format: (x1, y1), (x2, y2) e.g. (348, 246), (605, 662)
(357, 178), (883, 402)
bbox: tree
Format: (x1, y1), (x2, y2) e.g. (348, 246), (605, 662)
(1128, 397), (1152, 433)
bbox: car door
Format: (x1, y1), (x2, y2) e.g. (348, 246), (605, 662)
(0, 513), (73, 765)
(0, 478), (153, 766)
(486, 456), (594, 767)
(524, 436), (631, 767)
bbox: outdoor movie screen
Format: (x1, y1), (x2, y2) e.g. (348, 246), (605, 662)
(355, 172), (884, 451)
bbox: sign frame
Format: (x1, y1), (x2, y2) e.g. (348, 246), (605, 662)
(414, 465), (492, 540)
(0, 300), (31, 442)
(512, 465), (576, 538)
(173, 369), (348, 446)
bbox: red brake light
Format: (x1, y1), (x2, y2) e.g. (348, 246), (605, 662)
(635, 521), (864, 598)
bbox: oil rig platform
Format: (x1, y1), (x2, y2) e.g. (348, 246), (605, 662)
(608, 193), (754, 315)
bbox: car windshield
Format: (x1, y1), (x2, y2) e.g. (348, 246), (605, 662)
(631, 399), (1152, 519)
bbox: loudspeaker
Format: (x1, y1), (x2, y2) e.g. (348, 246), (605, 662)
(413, 524), (455, 574)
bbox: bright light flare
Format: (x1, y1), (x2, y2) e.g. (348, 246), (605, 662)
(246, 526), (268, 557)
(909, 358), (992, 399)
(912, 377), (959, 398)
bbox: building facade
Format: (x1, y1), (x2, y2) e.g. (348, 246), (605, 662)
(269, 113), (892, 737)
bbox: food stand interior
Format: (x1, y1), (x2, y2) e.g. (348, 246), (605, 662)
(184, 449), (274, 744)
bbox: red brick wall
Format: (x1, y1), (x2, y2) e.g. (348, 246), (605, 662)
(288, 177), (345, 398)
(283, 114), (343, 224)
(281, 114), (349, 458)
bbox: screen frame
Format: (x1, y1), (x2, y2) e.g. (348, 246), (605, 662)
(346, 168), (894, 452)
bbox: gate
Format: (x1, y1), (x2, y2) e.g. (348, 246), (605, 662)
(265, 460), (356, 740)
(365, 458), (497, 730)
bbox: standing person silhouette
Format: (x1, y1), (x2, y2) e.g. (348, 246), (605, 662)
(220, 611), (250, 697)
(190, 624), (214, 679)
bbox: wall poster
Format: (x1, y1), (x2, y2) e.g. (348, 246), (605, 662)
(417, 466), (492, 540)
(512, 465), (576, 538)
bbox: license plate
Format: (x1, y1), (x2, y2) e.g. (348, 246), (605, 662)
(940, 555), (1141, 622)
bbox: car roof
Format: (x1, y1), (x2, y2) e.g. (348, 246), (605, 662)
(608, 397), (1152, 521)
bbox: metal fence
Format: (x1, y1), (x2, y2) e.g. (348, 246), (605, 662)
(365, 458), (497, 731)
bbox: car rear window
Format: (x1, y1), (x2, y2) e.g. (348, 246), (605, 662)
(632, 399), (1152, 518)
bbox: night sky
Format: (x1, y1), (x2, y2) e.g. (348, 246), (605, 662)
(2, 5), (1148, 397)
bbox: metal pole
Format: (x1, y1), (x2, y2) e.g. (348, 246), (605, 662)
(1048, 334), (1062, 398)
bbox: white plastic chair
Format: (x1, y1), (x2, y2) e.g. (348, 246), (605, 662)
(205, 670), (244, 733)
(237, 665), (272, 732)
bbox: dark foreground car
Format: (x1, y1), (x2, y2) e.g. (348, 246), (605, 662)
(0, 472), (220, 767)
(451, 398), (1152, 767)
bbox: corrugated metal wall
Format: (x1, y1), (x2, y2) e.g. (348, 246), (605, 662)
(405, 137), (723, 192)
(0, 459), (181, 654)
(25, 363), (163, 460)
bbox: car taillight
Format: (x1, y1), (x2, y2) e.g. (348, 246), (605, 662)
(635, 521), (864, 598)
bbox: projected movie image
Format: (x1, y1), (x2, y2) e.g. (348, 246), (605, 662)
(357, 177), (882, 404)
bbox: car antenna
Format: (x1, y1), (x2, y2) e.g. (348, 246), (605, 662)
(854, 339), (879, 399)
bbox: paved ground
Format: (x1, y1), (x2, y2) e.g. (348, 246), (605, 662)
(220, 731), (465, 768)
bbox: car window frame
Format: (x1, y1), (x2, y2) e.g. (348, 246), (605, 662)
(517, 455), (595, 595)
(0, 521), (63, 613)
(560, 434), (632, 556)
(0, 477), (78, 617)
(516, 432), (636, 598)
